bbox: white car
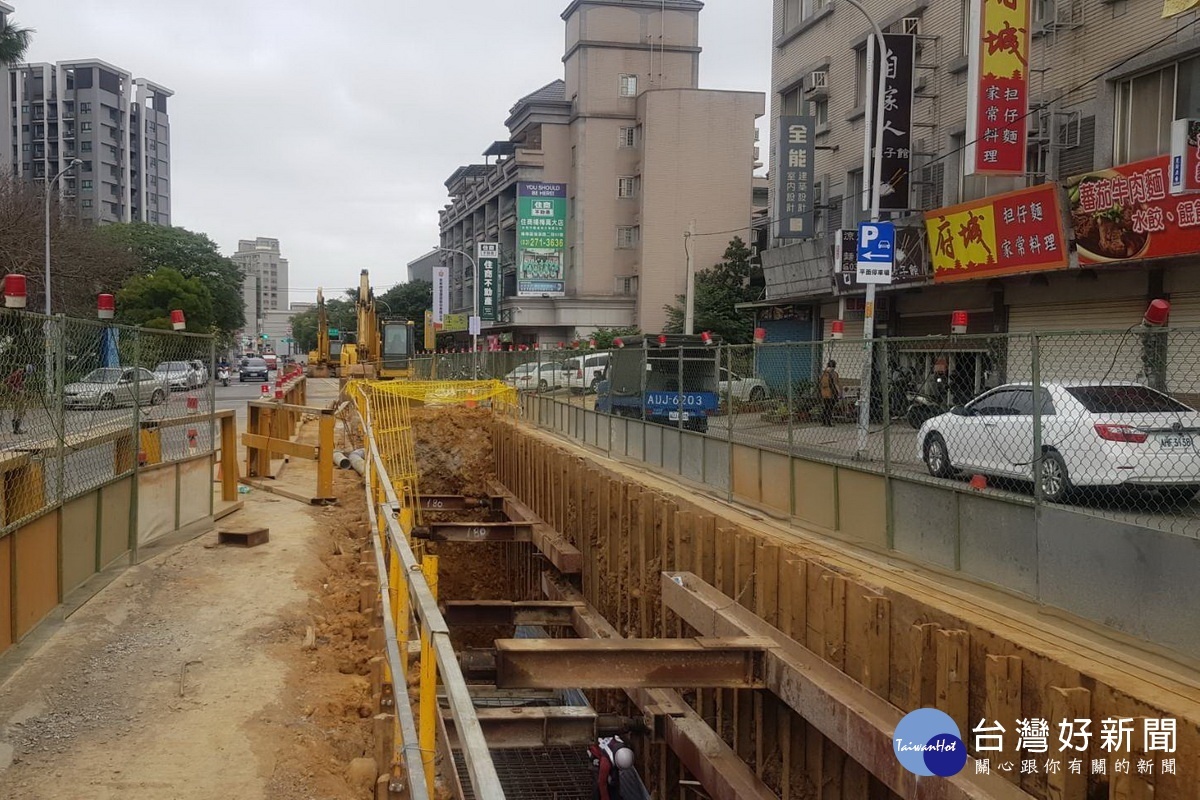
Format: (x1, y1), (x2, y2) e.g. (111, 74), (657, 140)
(918, 382), (1200, 503)
(719, 368), (768, 402)
(564, 353), (611, 394)
(503, 362), (570, 391)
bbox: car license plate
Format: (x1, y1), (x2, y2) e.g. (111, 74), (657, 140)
(668, 411), (690, 421)
(1158, 434), (1194, 450)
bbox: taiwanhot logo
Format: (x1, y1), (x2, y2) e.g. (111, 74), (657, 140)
(893, 708), (968, 777)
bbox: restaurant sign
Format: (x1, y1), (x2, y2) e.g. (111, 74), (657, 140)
(925, 183), (1067, 282)
(1068, 155), (1200, 264)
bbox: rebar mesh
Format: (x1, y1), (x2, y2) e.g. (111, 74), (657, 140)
(453, 747), (599, 800)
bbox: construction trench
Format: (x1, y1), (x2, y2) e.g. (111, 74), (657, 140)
(343, 384), (1200, 800)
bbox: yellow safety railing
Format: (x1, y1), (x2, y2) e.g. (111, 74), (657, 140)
(348, 379), (506, 800)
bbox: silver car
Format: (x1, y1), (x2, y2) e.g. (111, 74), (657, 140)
(63, 367), (168, 409)
(155, 360), (200, 391)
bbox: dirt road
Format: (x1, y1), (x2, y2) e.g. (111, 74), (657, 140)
(0, 464), (378, 800)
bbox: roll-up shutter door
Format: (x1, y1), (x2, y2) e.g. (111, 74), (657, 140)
(1165, 293), (1200, 396)
(821, 317), (866, 383)
(1005, 299), (1146, 383)
(1168, 293), (1200, 329)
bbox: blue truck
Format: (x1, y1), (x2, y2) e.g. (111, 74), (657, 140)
(594, 334), (721, 433)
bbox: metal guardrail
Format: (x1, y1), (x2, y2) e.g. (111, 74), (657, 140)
(353, 382), (507, 800)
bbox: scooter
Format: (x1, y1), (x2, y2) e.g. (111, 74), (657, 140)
(905, 373), (950, 428)
(217, 365), (230, 387)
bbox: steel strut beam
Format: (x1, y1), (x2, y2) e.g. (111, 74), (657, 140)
(661, 572), (1035, 800)
(541, 572), (778, 800)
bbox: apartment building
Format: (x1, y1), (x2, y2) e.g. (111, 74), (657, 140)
(233, 237), (290, 312)
(406, 249), (440, 284)
(437, 0), (764, 347)
(1, 45), (173, 226)
(761, 0), (1200, 368)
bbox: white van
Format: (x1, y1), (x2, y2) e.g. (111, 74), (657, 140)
(565, 352), (611, 394)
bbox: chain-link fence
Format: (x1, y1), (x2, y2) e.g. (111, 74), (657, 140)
(418, 328), (1200, 536)
(0, 309), (215, 531)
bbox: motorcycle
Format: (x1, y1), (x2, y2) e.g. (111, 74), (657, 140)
(905, 372), (950, 429)
(217, 366), (230, 387)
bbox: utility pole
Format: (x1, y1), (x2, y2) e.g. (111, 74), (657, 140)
(684, 219), (696, 335)
(845, 0), (889, 460)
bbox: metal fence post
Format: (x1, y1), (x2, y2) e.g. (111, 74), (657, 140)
(208, 336), (217, 517)
(882, 338), (891, 474)
(726, 343), (734, 503)
(677, 345), (685, 432)
(128, 327), (141, 564)
(54, 315), (66, 508)
(785, 344), (794, 454)
(1031, 333), (1043, 508)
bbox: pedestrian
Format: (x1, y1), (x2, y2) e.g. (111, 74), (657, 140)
(5, 364), (29, 435)
(589, 735), (635, 800)
(819, 359), (840, 427)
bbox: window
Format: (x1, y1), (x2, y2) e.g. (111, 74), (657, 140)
(619, 74), (638, 97)
(1114, 57), (1200, 164)
(617, 176), (638, 198)
(780, 86), (804, 116)
(21, 143), (28, 151)
(82, 199), (92, 208)
(854, 45), (869, 108)
(81, 121), (92, 132)
(147, 121), (156, 132)
(81, 180), (93, 190)
(948, 133), (966, 204)
(80, 102), (90, 113)
(616, 226), (639, 248)
(22, 163), (29, 171)
(618, 126), (637, 148)
(960, 0), (972, 56)
(20, 124), (27, 132)
(784, 0), (827, 28)
(844, 170), (866, 227)
(812, 97), (828, 127)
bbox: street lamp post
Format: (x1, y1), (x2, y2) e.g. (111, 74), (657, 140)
(43, 158), (82, 398)
(44, 158), (83, 316)
(436, 246), (479, 376)
(844, 0), (889, 460)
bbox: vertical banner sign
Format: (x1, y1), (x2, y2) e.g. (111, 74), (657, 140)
(965, 0), (1031, 176)
(477, 242), (499, 321)
(1169, 119), (1200, 195)
(517, 182), (567, 297)
(432, 266), (450, 324)
(776, 116), (816, 238)
(423, 309), (434, 351)
(834, 228), (858, 289)
(877, 34), (915, 210)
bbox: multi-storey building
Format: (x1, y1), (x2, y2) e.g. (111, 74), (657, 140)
(1, 40), (173, 226)
(232, 237), (289, 313)
(437, 0), (765, 347)
(406, 249), (440, 284)
(761, 0), (1200, 374)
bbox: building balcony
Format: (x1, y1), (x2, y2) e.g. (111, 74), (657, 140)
(514, 148), (544, 168)
(62, 129), (74, 139)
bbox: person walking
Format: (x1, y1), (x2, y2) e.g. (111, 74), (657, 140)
(819, 360), (840, 427)
(589, 735), (635, 800)
(5, 364), (29, 435)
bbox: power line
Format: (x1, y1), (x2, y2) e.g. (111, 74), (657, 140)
(690, 16), (1200, 238)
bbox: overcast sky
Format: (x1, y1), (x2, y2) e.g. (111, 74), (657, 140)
(21, 0), (771, 304)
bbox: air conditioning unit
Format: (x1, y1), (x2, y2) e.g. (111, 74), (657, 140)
(807, 70), (828, 92)
(902, 16), (921, 36)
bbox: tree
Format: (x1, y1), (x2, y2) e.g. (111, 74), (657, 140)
(288, 297), (356, 354)
(0, 176), (139, 316)
(0, 17), (33, 66)
(115, 267), (213, 332)
(376, 279), (432, 344)
(663, 237), (757, 344)
(98, 223), (245, 339)
(588, 326), (641, 349)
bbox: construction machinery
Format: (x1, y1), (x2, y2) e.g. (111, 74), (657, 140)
(306, 288), (341, 378)
(343, 269), (416, 382)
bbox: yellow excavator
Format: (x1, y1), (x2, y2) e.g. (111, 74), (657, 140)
(305, 288), (342, 378)
(343, 269), (416, 382)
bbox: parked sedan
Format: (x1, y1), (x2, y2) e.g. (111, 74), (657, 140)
(503, 362), (570, 391)
(718, 368), (768, 402)
(239, 357), (270, 382)
(64, 367), (168, 409)
(188, 359), (209, 387)
(918, 382), (1200, 503)
(155, 360), (200, 391)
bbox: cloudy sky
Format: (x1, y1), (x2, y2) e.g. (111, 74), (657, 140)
(20, 0), (772, 305)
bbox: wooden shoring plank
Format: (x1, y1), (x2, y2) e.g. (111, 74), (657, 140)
(985, 654), (1023, 786)
(911, 622), (941, 711)
(734, 531), (757, 767)
(936, 629), (970, 735)
(1046, 686), (1089, 800)
(755, 542), (781, 782)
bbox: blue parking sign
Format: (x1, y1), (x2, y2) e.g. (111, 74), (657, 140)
(856, 221), (895, 285)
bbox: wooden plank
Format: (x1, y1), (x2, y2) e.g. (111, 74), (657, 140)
(778, 557), (804, 800)
(755, 542), (780, 781)
(910, 622), (941, 710)
(985, 654), (1023, 785)
(935, 629), (970, 734)
(734, 532), (757, 766)
(1046, 687), (1089, 800)
(715, 526), (738, 742)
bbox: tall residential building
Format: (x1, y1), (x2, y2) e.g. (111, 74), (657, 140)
(759, 0), (1200, 366)
(438, 0), (764, 346)
(232, 237), (290, 312)
(0, 11), (173, 227)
